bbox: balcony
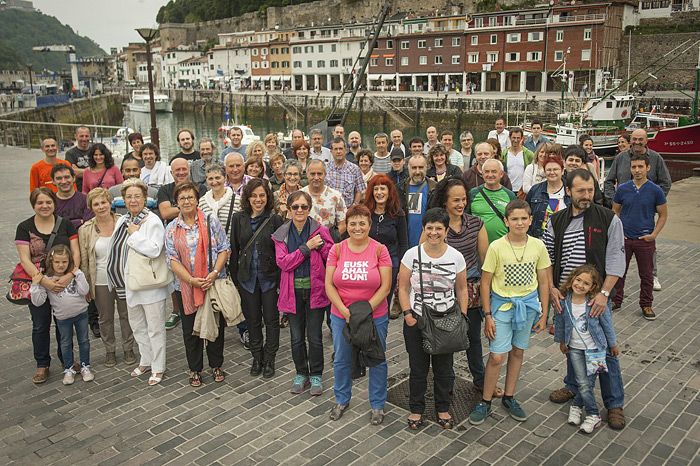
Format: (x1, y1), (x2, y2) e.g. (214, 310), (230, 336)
(465, 13), (606, 30)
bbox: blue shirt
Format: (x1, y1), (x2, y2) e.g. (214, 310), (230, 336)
(613, 180), (666, 239)
(406, 181), (430, 247)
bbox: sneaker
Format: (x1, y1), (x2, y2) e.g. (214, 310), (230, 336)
(370, 409), (385, 425)
(568, 405), (583, 425)
(104, 352), (117, 368)
(642, 307), (657, 321)
(123, 350), (137, 365)
(62, 369), (75, 385)
(309, 376), (323, 396)
(580, 414), (602, 434)
(290, 375), (310, 394)
(80, 365), (95, 382)
(329, 403), (349, 421)
(653, 276), (661, 291)
(502, 398), (527, 422)
(240, 330), (250, 350)
(468, 402), (492, 425)
(165, 313), (180, 330)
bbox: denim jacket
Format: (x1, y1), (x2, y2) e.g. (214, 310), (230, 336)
(554, 293), (618, 352)
(525, 180), (571, 238)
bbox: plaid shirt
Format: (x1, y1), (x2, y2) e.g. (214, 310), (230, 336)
(326, 160), (366, 207)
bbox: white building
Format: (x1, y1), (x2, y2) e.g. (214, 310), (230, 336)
(209, 31), (253, 89)
(160, 45), (201, 88)
(177, 56), (209, 88)
(636, 0), (699, 18)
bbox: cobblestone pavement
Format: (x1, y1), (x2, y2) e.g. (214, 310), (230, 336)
(1, 146), (698, 466)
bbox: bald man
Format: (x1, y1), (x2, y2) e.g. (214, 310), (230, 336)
(30, 138), (73, 193)
(468, 158), (516, 242)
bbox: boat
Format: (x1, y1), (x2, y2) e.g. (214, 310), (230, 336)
(217, 120), (260, 147)
(127, 90), (173, 113)
(642, 122), (700, 160)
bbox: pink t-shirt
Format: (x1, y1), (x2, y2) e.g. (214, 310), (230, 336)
(82, 166), (124, 193)
(328, 238), (392, 319)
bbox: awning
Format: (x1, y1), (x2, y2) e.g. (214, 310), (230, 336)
(370, 54), (379, 58)
(382, 54), (395, 58)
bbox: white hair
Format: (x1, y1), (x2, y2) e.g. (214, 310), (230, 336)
(482, 158), (504, 171)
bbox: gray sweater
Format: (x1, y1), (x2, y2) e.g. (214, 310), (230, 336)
(604, 148), (672, 202)
(30, 270), (90, 320)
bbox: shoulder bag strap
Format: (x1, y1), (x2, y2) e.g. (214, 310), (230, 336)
(418, 244), (424, 298)
(478, 187), (506, 223)
(225, 193), (236, 234)
(241, 214), (274, 254)
(207, 214), (213, 274)
(95, 168), (109, 188)
(406, 181), (427, 210)
(46, 216), (63, 252)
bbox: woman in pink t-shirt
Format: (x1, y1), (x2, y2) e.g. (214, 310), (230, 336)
(325, 204), (392, 425)
(82, 143), (124, 194)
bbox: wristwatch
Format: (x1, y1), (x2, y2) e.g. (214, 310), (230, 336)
(600, 290), (610, 297)
(403, 309), (413, 316)
(483, 311), (492, 317)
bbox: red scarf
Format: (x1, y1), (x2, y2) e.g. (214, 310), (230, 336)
(174, 209), (210, 314)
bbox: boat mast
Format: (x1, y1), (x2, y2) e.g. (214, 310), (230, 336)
(693, 45), (699, 123)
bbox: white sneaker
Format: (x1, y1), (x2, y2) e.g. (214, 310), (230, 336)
(62, 368), (75, 385)
(580, 414), (602, 434)
(568, 405), (583, 425)
(653, 277), (661, 291)
(80, 365), (95, 382)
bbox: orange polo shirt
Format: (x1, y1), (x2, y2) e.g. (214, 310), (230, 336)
(29, 158), (73, 193)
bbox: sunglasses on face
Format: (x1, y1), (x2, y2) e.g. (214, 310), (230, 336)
(290, 204), (310, 211)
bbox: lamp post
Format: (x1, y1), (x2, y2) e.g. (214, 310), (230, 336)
(27, 63), (34, 94)
(136, 27), (160, 148)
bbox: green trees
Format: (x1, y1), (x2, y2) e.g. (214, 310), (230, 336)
(156, 0), (313, 23)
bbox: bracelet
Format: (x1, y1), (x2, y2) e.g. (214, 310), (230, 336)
(483, 311), (492, 317)
(403, 309), (413, 316)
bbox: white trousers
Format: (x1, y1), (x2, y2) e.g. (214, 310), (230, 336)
(127, 300), (167, 373)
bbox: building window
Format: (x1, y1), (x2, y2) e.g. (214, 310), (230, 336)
(271, 62), (279, 68)
(581, 49), (591, 61)
(318, 45), (324, 53)
(474, 17), (483, 28)
(386, 39), (393, 49)
(490, 34), (497, 44)
(307, 60), (312, 67)
(294, 61), (302, 68)
(261, 48), (268, 56)
(342, 58), (352, 66)
(527, 51), (541, 61)
(283, 61), (289, 68)
(370, 58), (378, 66)
(331, 44), (337, 52)
(487, 52), (498, 63)
(468, 52), (479, 63)
(434, 38), (443, 47)
(298, 31), (305, 38)
(252, 48), (258, 56)
(330, 59), (338, 67)
(434, 55), (443, 64)
(210, 64), (214, 70)
(252, 61), (259, 68)
(554, 50), (564, 62)
(305, 45), (314, 53)
(261, 61), (268, 68)
(317, 60), (325, 68)
(283, 47), (289, 53)
(584, 28), (592, 41)
(386, 57), (394, 66)
(507, 33), (521, 43)
(401, 41), (409, 49)
(451, 55), (460, 64)
(292, 46), (301, 53)
(528, 32), (542, 42)
(401, 56), (409, 66)
(271, 48), (278, 54)
(419, 55), (427, 65)
(556, 30), (564, 42)
(489, 16), (497, 27)
(452, 37), (460, 46)
(418, 40), (426, 48)
(506, 52), (520, 62)
(471, 35), (478, 45)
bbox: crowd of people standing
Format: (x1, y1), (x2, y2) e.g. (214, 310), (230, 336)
(16, 118), (671, 433)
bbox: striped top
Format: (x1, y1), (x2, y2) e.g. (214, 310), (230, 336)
(372, 153), (392, 174)
(542, 216), (587, 286)
(446, 213), (483, 280)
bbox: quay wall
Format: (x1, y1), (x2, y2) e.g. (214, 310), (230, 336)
(0, 94), (124, 148)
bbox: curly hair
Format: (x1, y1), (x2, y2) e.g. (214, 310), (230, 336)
(87, 143), (115, 169)
(428, 177), (469, 210)
(240, 178), (274, 215)
(364, 174), (403, 218)
(558, 264), (603, 299)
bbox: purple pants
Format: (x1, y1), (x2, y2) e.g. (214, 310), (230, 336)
(614, 238), (656, 308)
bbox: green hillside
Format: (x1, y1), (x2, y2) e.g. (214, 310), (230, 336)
(0, 8), (106, 71)
(156, 0), (317, 23)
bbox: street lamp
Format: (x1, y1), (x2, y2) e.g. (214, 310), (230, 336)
(27, 63), (34, 94)
(136, 27), (160, 148)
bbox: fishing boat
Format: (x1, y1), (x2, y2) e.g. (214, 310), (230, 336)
(127, 90), (173, 113)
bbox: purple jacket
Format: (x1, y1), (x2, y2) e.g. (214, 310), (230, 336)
(272, 218), (334, 314)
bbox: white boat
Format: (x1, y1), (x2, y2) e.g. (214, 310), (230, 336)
(217, 121), (261, 147)
(127, 90), (173, 113)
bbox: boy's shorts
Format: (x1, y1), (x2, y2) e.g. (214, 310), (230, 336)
(489, 307), (540, 354)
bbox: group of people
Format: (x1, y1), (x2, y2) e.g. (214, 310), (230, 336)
(17, 117), (671, 433)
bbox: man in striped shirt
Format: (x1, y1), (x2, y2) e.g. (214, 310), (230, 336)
(372, 132), (391, 174)
(543, 169), (627, 430)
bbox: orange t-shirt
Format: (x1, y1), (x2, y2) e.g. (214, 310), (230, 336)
(29, 158), (72, 193)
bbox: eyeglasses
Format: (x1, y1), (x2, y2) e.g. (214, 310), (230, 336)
(177, 196), (197, 203)
(124, 194), (144, 200)
(290, 204), (310, 211)
(284, 172), (300, 177)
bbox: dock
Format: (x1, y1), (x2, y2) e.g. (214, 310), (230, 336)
(0, 146), (698, 465)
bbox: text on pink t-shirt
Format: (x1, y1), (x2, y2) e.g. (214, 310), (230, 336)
(327, 238), (392, 319)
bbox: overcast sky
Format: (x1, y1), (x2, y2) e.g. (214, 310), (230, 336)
(33, 0), (164, 51)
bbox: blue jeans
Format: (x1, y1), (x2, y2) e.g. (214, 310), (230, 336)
(330, 313), (388, 409)
(55, 312), (90, 370)
(568, 348), (599, 416)
(288, 288), (325, 377)
(564, 348), (624, 409)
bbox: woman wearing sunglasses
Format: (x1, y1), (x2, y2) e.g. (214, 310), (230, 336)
(272, 191), (334, 395)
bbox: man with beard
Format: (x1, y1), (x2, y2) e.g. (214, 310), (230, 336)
(468, 158), (516, 243)
(51, 164), (93, 229)
(398, 154), (436, 247)
(563, 146), (604, 206)
(346, 131), (362, 163)
(65, 126), (91, 191)
(604, 129), (671, 290)
(190, 137), (216, 193)
(170, 129), (200, 163)
(544, 168), (627, 430)
(463, 142), (513, 192)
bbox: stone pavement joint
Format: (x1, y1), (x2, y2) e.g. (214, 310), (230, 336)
(1, 146), (699, 465)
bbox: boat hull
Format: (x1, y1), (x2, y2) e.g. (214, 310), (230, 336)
(127, 101), (173, 113)
(646, 123), (700, 160)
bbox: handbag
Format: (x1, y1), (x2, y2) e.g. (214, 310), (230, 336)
(6, 216), (63, 305)
(206, 214), (244, 326)
(416, 245), (470, 355)
(126, 246), (173, 291)
(237, 214), (274, 270)
(565, 302), (608, 376)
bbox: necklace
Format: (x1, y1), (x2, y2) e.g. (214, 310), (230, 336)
(506, 233), (528, 262)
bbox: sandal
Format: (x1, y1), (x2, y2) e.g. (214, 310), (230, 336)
(407, 414), (425, 430)
(189, 371), (202, 387)
(148, 372), (163, 386)
(130, 366), (151, 377)
(437, 414), (454, 430)
(212, 367), (225, 383)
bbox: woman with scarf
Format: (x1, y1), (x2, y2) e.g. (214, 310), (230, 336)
(107, 178), (169, 386)
(230, 178), (284, 378)
(274, 159), (303, 219)
(357, 150), (377, 185)
(139, 143), (173, 189)
(198, 164), (235, 235)
(165, 182), (231, 387)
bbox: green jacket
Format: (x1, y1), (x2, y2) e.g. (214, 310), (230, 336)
(501, 146), (534, 171)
